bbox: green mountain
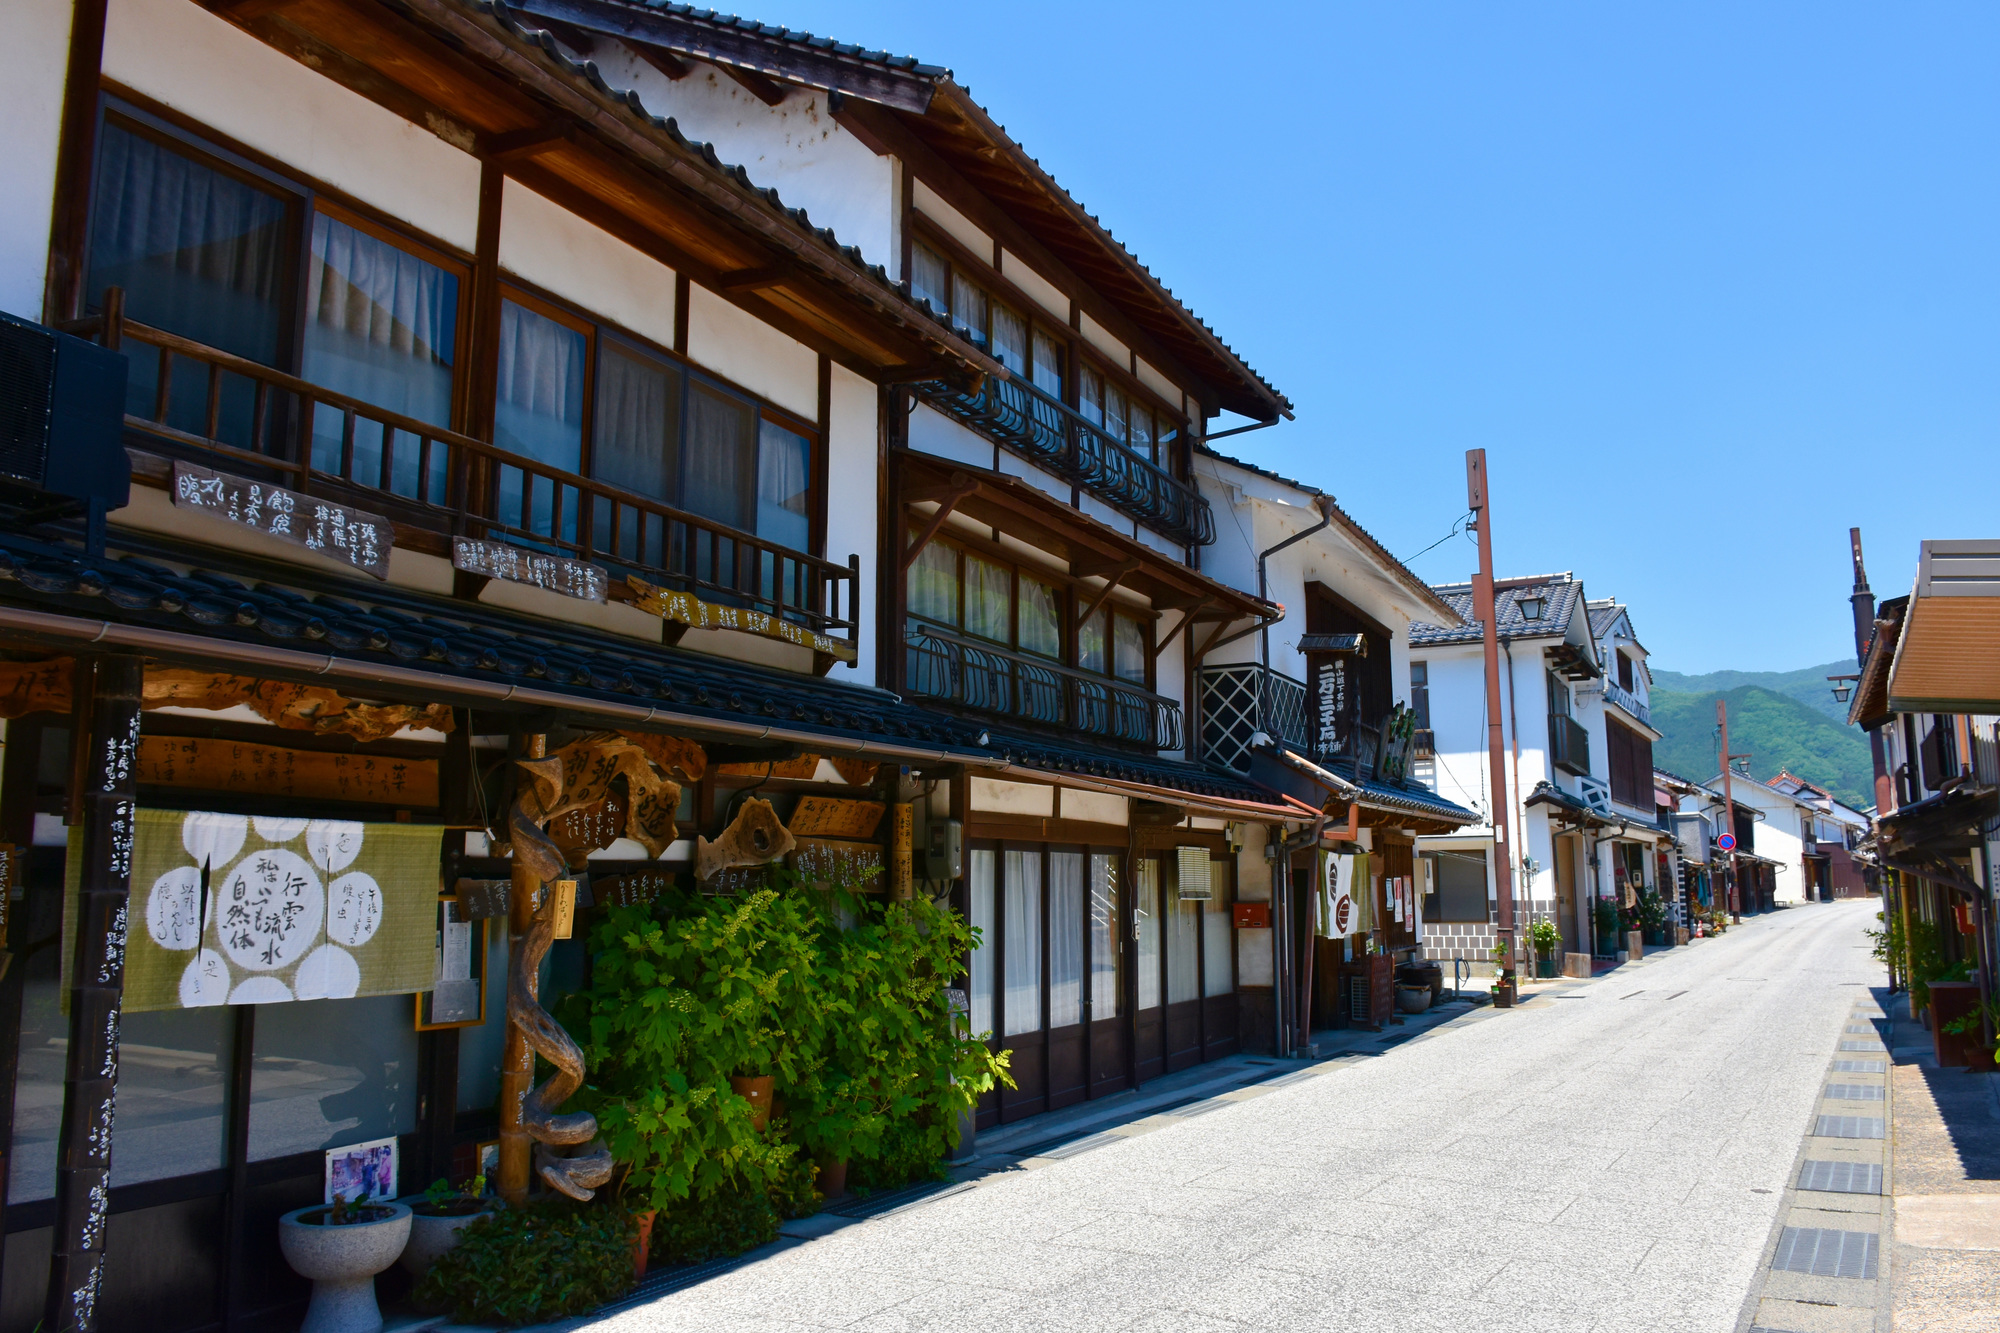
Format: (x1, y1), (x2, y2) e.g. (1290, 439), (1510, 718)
(1651, 660), (1859, 725)
(1649, 683), (1875, 810)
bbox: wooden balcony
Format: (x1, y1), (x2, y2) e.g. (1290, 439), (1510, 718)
(1549, 714), (1592, 777)
(73, 296), (858, 646)
(913, 375), (1214, 548)
(904, 622), (1183, 751)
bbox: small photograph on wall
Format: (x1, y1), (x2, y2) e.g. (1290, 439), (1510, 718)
(325, 1135), (399, 1204)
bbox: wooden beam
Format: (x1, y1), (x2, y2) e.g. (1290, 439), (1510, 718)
(903, 479), (984, 508)
(1070, 554), (1140, 582)
(1199, 621), (1265, 659)
(216, 0), (304, 19)
(632, 41), (692, 79)
(1075, 561), (1140, 626)
(715, 264), (793, 294)
(481, 120), (577, 165)
(723, 64), (788, 107)
(1153, 608), (1192, 660)
(901, 476), (977, 569)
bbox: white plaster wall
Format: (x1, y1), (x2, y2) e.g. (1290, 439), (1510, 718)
(1155, 631), (1187, 761)
(823, 361), (878, 682)
(1000, 249), (1067, 323)
(913, 180), (991, 262)
(907, 403), (991, 470)
(581, 49), (899, 275)
(685, 285), (818, 421)
(499, 181), (676, 352)
(1422, 645), (1497, 831)
(1134, 525), (1183, 561)
(1135, 356), (1180, 409)
(103, 0), (480, 250)
(1079, 311), (1127, 368)
(992, 451), (1068, 502)
(1077, 493), (1130, 536)
(2, 0), (73, 319)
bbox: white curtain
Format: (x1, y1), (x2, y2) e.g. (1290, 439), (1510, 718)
(1048, 853), (1084, 1029)
(1089, 854), (1119, 1020)
(968, 849), (995, 1039)
(1203, 884), (1233, 997)
(1002, 850), (1042, 1036)
(756, 419), (811, 552)
(1167, 857), (1200, 1005)
(1135, 858), (1161, 1012)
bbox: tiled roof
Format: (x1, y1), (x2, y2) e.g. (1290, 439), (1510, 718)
(1409, 574), (1584, 647)
(0, 528), (1270, 803)
(562, 1), (950, 78)
(1586, 598), (1623, 639)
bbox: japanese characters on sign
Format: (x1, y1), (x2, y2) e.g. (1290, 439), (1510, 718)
(1313, 656), (1350, 757)
(623, 575), (858, 663)
(172, 462), (392, 580)
(452, 537), (607, 602)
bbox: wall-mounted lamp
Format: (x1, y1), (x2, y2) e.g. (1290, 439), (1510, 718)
(1827, 674), (1858, 705)
(1518, 596), (1545, 621)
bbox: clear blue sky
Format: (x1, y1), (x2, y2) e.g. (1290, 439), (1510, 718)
(756, 2), (1996, 673)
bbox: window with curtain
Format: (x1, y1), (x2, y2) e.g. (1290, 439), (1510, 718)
(912, 240), (950, 315)
(1079, 365), (1104, 426)
(968, 849), (996, 1039)
(964, 552), (1010, 643)
(1047, 852), (1084, 1029)
(302, 212), (457, 501)
(494, 298), (584, 541)
(684, 379), (756, 533)
(1089, 853), (1120, 1020)
(1002, 850), (1042, 1037)
(88, 117), (293, 442)
(1032, 329), (1064, 398)
(952, 272), (990, 351)
(1018, 575), (1060, 658)
(1113, 614), (1147, 684)
(1202, 868), (1233, 998)
(909, 538), (958, 626)
(757, 419), (812, 554)
(1166, 857), (1200, 1005)
(1078, 609), (1107, 675)
(1135, 857), (1160, 1012)
(592, 337), (681, 505)
(1106, 382), (1128, 443)
(991, 301), (1028, 376)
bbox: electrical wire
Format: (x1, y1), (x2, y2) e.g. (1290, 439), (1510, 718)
(1400, 510), (1477, 567)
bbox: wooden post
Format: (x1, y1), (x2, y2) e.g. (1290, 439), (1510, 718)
(890, 802), (913, 900)
(498, 732), (544, 1207)
(44, 656), (142, 1333)
(1465, 451), (1515, 976)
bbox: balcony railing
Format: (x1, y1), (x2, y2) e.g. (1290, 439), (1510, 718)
(1604, 679), (1650, 725)
(913, 375), (1215, 548)
(904, 623), (1183, 751)
(72, 294), (858, 645)
(1199, 662), (1308, 771)
(1549, 714), (1592, 777)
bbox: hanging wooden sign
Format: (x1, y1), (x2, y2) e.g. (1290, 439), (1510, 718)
(787, 797), (886, 839)
(453, 537), (607, 602)
(137, 735), (438, 807)
(594, 870), (675, 909)
(547, 791), (627, 859)
(0, 842), (12, 947)
(172, 461), (392, 580)
(551, 880), (578, 940)
(792, 837), (883, 891)
(621, 575), (858, 663)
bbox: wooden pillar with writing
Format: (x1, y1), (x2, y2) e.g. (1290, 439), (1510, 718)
(497, 732), (543, 1207)
(889, 802), (913, 900)
(43, 656), (142, 1333)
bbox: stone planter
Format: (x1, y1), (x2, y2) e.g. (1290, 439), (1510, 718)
(1395, 984), (1430, 1015)
(279, 1201), (412, 1333)
(397, 1200), (498, 1278)
(1535, 958), (1559, 979)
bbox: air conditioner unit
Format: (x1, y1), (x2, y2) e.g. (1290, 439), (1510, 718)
(0, 310), (131, 517)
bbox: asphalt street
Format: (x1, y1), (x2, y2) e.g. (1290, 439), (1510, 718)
(590, 899), (1881, 1333)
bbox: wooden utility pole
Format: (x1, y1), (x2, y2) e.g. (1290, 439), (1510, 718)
(45, 656), (142, 1333)
(498, 732), (545, 1206)
(1467, 451), (1515, 972)
(1716, 700), (1743, 922)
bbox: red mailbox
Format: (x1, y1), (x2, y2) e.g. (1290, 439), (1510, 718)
(1233, 902), (1270, 929)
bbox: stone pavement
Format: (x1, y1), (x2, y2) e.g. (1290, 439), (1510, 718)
(577, 899), (1881, 1333)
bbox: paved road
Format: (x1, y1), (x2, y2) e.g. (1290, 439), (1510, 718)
(593, 899), (1881, 1333)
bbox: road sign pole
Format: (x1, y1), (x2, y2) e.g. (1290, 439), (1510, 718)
(1717, 699), (1742, 922)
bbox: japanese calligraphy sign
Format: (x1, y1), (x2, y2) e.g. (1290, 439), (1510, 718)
(622, 575), (858, 663)
(172, 461), (392, 580)
(65, 810), (440, 1011)
(1311, 656), (1352, 757)
(137, 735), (439, 807)
(453, 537), (607, 602)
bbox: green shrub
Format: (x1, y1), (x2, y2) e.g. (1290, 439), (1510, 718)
(1593, 899), (1622, 937)
(1528, 918), (1563, 960)
(413, 1201), (633, 1326)
(650, 1178), (780, 1265)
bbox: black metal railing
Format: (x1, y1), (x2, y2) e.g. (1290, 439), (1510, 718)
(904, 623), (1182, 751)
(1550, 714), (1592, 777)
(1198, 662), (1308, 771)
(70, 292), (859, 644)
(913, 375), (1214, 548)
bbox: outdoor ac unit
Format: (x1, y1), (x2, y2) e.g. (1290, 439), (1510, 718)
(0, 310), (130, 514)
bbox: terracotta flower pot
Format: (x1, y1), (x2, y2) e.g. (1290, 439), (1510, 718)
(631, 1209), (657, 1279)
(814, 1157), (848, 1200)
(730, 1075), (775, 1132)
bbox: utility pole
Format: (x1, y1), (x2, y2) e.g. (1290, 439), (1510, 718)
(1716, 700), (1748, 922)
(1467, 450), (1515, 979)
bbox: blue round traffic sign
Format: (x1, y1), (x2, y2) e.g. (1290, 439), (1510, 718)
(1717, 833), (1738, 852)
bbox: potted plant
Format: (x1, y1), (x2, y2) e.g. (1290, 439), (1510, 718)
(1593, 899), (1621, 955)
(278, 1193), (412, 1333)
(1637, 891), (1669, 947)
(399, 1175), (500, 1279)
(1490, 938), (1517, 1007)
(1529, 919), (1563, 978)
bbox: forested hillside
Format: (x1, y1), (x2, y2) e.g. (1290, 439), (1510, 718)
(1649, 683), (1874, 809)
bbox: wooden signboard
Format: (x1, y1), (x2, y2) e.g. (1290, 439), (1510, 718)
(416, 895), (488, 1030)
(622, 575), (858, 663)
(173, 462), (392, 580)
(0, 842), (12, 948)
(453, 537), (607, 602)
(787, 797), (885, 839)
(138, 735), (439, 807)
(594, 870), (675, 909)
(792, 838), (883, 891)
(548, 791), (627, 859)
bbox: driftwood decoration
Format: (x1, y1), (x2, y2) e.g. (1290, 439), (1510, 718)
(696, 798), (796, 881)
(500, 732), (688, 1200)
(617, 729), (707, 782)
(0, 659), (454, 743)
(710, 753), (880, 787)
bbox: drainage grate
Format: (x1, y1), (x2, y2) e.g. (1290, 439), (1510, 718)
(1844, 1025), (1877, 1034)
(1813, 1116), (1885, 1140)
(1772, 1227), (1878, 1279)
(826, 1179), (976, 1219)
(1376, 1034), (1414, 1049)
(1798, 1160), (1883, 1195)
(1017, 1130), (1126, 1162)
(1168, 1097), (1237, 1119)
(1824, 1083), (1885, 1102)
(1832, 1059), (1886, 1073)
(1261, 1068), (1323, 1089)
(1838, 1041), (1885, 1052)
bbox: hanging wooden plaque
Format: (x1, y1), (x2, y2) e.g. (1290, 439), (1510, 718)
(137, 735), (438, 806)
(787, 797), (885, 839)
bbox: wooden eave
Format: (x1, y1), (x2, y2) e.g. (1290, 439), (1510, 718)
(896, 450), (1275, 624)
(205, 0), (1001, 385)
(1848, 604), (1903, 729)
(1887, 595), (2000, 715)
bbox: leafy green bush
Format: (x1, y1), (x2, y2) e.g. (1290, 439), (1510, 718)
(1905, 916), (1971, 1013)
(413, 1201), (633, 1326)
(1528, 918), (1563, 960)
(1593, 898), (1622, 938)
(649, 1178), (780, 1265)
(1636, 891), (1668, 934)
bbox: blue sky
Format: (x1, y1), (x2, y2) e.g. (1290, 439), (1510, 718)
(756, 2), (1996, 672)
